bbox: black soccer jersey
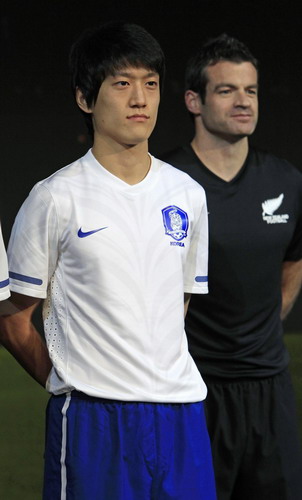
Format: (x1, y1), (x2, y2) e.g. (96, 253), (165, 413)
(162, 145), (302, 378)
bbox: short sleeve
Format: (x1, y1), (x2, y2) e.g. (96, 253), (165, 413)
(8, 184), (59, 298)
(184, 189), (209, 294)
(284, 212), (302, 262)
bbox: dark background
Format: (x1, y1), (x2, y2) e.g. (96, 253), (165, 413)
(1, 0), (301, 330)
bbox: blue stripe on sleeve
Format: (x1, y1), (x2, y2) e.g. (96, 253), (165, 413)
(9, 271), (43, 286)
(0, 278), (9, 288)
(195, 276), (208, 282)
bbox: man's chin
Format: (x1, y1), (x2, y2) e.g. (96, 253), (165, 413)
(223, 126), (257, 142)
(217, 131), (249, 144)
(123, 138), (149, 148)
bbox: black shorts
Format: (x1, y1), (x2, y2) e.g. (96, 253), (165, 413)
(204, 369), (302, 500)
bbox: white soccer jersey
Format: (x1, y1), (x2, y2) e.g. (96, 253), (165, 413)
(8, 150), (208, 402)
(0, 224), (10, 300)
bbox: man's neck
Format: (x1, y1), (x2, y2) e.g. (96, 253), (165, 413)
(191, 134), (249, 182)
(92, 139), (151, 185)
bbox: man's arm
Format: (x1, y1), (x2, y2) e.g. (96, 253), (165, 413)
(0, 292), (52, 386)
(184, 293), (191, 317)
(281, 259), (302, 321)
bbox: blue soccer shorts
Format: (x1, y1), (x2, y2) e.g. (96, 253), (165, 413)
(43, 391), (216, 499)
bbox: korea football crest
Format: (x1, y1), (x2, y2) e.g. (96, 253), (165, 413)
(162, 205), (188, 242)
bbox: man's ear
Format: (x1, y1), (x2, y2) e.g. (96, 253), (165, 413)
(75, 88), (92, 114)
(184, 90), (202, 115)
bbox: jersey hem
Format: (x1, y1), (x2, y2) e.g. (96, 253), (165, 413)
(0, 289), (10, 300)
(185, 285), (208, 294)
(9, 283), (46, 299)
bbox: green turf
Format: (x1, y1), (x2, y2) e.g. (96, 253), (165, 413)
(0, 349), (48, 500)
(284, 333), (302, 442)
(0, 334), (301, 499)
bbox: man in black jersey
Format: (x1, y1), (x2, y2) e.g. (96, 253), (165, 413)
(162, 34), (302, 500)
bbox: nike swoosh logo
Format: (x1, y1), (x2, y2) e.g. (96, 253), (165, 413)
(77, 227), (108, 238)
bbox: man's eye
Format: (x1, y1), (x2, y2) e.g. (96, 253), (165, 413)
(146, 81), (158, 87)
(115, 81), (129, 86)
(219, 89), (231, 95)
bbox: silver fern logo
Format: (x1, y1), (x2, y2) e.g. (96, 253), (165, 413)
(262, 193), (289, 224)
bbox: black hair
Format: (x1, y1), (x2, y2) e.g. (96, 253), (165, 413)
(185, 33), (258, 103)
(69, 21), (165, 137)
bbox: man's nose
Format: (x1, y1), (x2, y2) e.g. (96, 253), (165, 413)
(234, 90), (250, 107)
(129, 83), (147, 107)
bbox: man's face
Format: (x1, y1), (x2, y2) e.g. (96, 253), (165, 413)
(89, 66), (160, 149)
(199, 61), (258, 141)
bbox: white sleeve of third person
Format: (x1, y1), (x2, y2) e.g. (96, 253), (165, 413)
(0, 224), (10, 300)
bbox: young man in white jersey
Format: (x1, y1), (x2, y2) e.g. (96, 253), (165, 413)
(0, 22), (216, 499)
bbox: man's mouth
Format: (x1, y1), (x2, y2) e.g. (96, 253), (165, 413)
(127, 114), (150, 122)
(231, 113), (252, 119)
